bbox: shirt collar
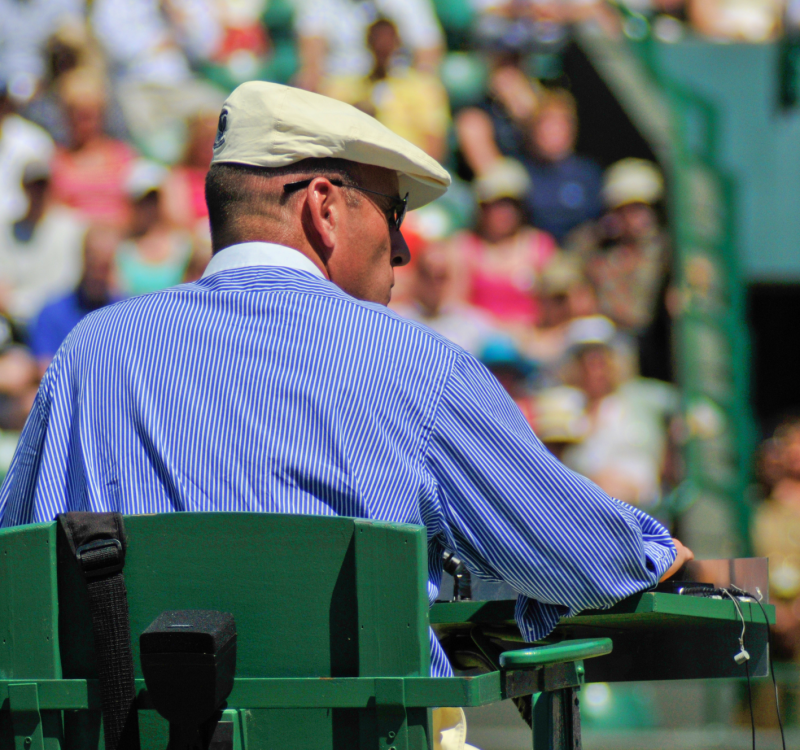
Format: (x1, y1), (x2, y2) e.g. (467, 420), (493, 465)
(202, 242), (326, 280)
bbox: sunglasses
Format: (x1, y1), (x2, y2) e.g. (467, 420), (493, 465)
(283, 178), (408, 231)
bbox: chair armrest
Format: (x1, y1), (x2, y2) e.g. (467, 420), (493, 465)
(498, 638), (613, 670)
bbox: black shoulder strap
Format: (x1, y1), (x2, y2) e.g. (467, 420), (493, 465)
(58, 512), (141, 750)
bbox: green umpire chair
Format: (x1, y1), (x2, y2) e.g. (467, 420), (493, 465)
(0, 513), (611, 750)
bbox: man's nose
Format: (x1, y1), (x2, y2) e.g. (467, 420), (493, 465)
(391, 228), (411, 267)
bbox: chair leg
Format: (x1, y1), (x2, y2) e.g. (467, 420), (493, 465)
(532, 687), (581, 750)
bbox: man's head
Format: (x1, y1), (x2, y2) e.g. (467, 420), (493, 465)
(206, 158), (409, 304)
(205, 81), (451, 306)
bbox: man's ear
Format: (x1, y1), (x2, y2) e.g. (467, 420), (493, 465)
(303, 178), (340, 257)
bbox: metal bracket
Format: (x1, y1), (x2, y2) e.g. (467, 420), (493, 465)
(8, 683), (45, 750)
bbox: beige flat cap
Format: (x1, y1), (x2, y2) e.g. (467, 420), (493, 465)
(211, 81), (451, 211)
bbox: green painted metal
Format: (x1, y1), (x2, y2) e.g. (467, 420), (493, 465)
(8, 684), (44, 750)
(2, 514), (438, 750)
(432, 592), (774, 682)
(0, 673), (514, 711)
(499, 639), (613, 670)
(430, 591), (776, 626)
(1, 516), (774, 747)
(0, 524), (60, 680)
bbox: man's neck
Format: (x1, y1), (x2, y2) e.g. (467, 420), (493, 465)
(205, 241), (328, 280)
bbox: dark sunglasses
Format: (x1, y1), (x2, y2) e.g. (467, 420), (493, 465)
(283, 177), (408, 231)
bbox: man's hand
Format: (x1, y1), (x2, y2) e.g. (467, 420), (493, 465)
(659, 538), (694, 582)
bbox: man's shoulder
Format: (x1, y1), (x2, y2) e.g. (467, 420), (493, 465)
(64, 274), (468, 365)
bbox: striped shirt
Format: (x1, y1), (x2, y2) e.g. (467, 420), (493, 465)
(0, 241), (676, 677)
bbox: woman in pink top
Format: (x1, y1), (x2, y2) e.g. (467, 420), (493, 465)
(453, 158), (556, 331)
(50, 67), (136, 228)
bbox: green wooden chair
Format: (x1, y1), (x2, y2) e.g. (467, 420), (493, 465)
(0, 513), (611, 750)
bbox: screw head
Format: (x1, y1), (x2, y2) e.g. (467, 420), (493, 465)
(24, 738), (32, 747)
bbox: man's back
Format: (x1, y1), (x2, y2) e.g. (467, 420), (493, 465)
(1, 266), (454, 525)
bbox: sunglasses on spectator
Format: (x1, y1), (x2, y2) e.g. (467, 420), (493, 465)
(283, 178), (408, 231)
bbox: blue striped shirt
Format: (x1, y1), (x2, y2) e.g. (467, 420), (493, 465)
(0, 242), (676, 677)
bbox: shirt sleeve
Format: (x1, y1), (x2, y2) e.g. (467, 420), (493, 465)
(425, 351), (676, 642)
(0, 386), (51, 527)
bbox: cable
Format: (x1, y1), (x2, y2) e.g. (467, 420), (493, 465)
(721, 588), (755, 750)
(745, 655), (755, 750)
(730, 585), (787, 750)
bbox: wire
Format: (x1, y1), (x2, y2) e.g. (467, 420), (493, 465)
(721, 588), (755, 750)
(730, 585), (787, 750)
(745, 655), (755, 750)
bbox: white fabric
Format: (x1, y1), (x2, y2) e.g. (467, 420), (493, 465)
(433, 707), (481, 750)
(295, 0), (443, 78)
(0, 206), (86, 323)
(202, 241), (325, 280)
(211, 81), (451, 210)
(91, 0), (223, 84)
(0, 115), (54, 225)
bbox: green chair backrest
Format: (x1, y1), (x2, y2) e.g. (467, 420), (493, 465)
(0, 513), (432, 750)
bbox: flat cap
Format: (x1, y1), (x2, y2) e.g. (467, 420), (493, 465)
(211, 81), (451, 211)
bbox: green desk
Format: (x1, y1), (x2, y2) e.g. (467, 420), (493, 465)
(432, 592), (775, 682)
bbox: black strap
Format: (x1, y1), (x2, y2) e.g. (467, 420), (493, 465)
(58, 512), (140, 750)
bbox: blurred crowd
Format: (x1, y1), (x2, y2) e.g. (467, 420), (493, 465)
(0, 0), (794, 521)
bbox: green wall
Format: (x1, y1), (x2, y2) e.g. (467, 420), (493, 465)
(654, 42), (800, 282)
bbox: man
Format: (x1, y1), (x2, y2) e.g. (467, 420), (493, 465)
(27, 224), (120, 375)
(0, 83), (690, 682)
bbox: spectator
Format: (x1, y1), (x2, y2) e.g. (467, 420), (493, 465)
(28, 225), (120, 373)
(570, 158), (669, 338)
(456, 61), (541, 177)
(89, 0), (225, 161)
(115, 160), (196, 298)
(293, 0), (444, 93)
(0, 313), (38, 432)
(530, 385), (590, 461)
(471, 1), (620, 63)
(522, 89), (604, 242)
(0, 0), (81, 102)
(23, 21), (127, 147)
(521, 252), (598, 374)
(323, 19), (451, 161)
(0, 83), (54, 225)
(559, 315), (679, 509)
(50, 67), (136, 228)
(391, 241), (500, 357)
(0, 160), (86, 326)
(450, 158), (557, 336)
(752, 417), (800, 659)
(479, 335), (536, 399)
(162, 111), (217, 236)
